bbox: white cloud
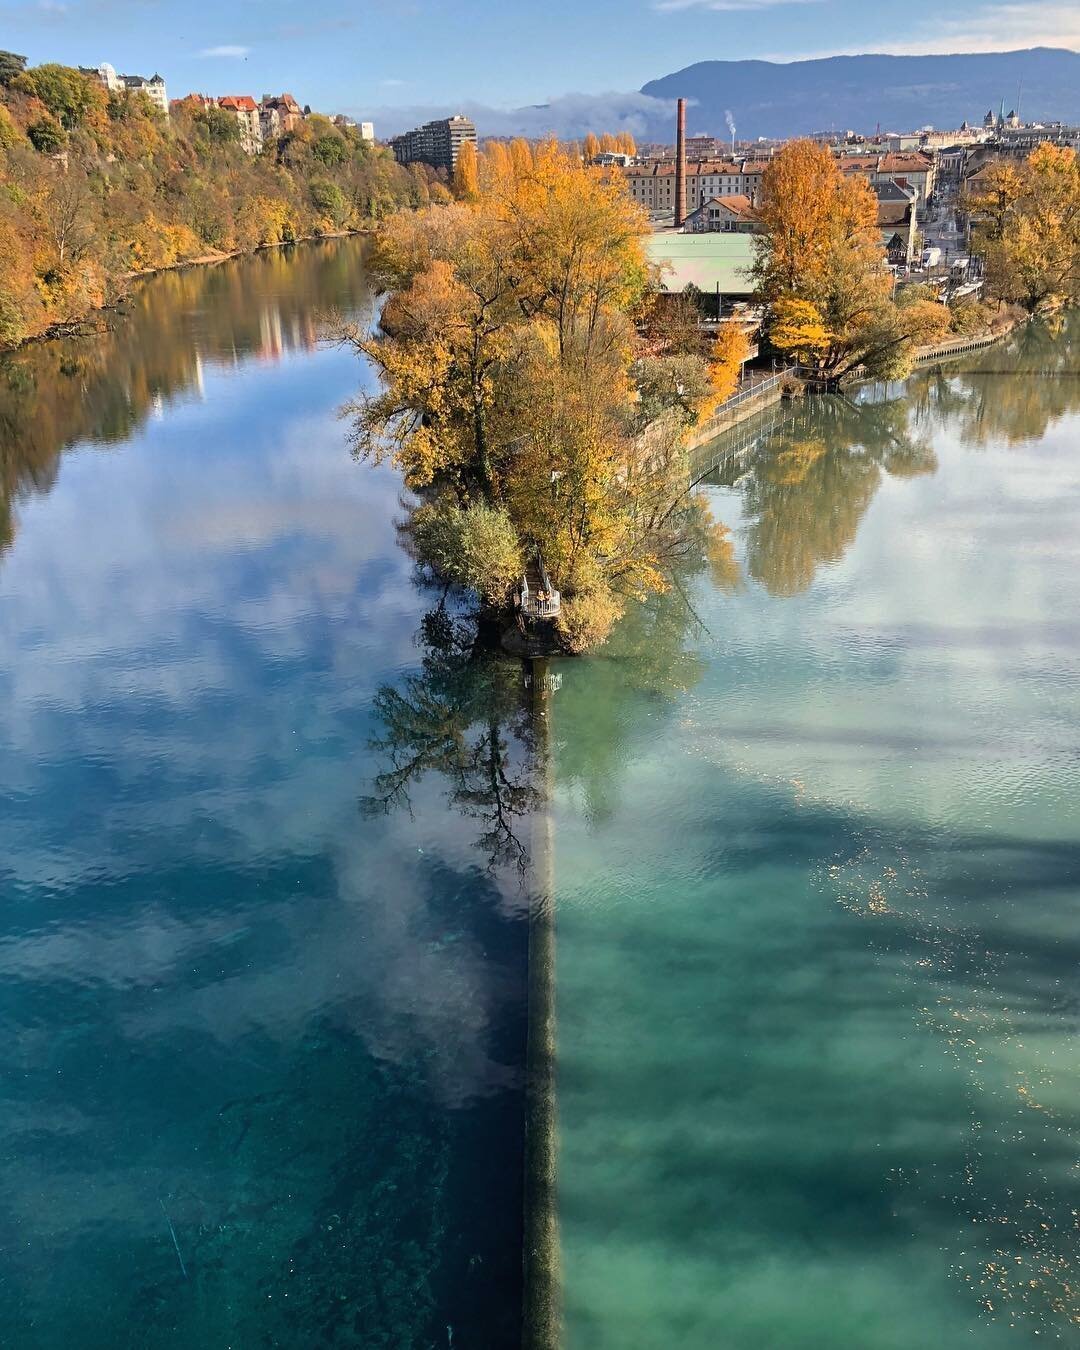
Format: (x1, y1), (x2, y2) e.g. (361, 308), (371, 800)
(198, 44), (251, 58)
(770, 2), (1080, 57)
(356, 90), (678, 140)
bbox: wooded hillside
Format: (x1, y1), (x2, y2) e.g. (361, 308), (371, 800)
(0, 51), (435, 347)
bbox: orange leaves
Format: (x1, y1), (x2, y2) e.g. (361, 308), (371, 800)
(452, 139), (479, 199)
(968, 144), (1080, 310)
(755, 138), (879, 302)
(696, 322), (751, 419)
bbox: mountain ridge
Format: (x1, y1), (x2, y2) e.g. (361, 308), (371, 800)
(640, 48), (1080, 140)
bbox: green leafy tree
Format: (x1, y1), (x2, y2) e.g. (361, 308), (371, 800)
(0, 52), (27, 87)
(26, 117), (65, 154)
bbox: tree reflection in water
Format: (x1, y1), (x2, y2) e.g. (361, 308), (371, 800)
(0, 239), (374, 561)
(700, 312), (1080, 599)
(907, 313), (1080, 449)
(735, 394), (938, 596)
(361, 606), (543, 874)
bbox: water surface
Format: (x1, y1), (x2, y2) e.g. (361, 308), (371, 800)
(0, 241), (529, 1348)
(554, 316), (1080, 1348)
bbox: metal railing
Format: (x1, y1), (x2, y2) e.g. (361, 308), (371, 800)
(695, 366), (798, 433)
(521, 573), (562, 619)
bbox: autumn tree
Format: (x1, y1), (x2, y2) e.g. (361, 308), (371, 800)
(754, 139), (951, 382)
(0, 52), (27, 87)
(0, 56), (420, 347)
(509, 138), (533, 178)
(453, 138), (479, 198)
(583, 132), (600, 161)
(966, 145), (1080, 311)
(697, 322), (751, 417)
(343, 142), (723, 651)
(767, 296), (830, 365)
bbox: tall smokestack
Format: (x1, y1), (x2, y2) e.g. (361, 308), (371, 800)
(674, 97), (687, 228)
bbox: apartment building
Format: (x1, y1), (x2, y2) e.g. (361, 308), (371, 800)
(81, 63), (168, 116)
(624, 159), (770, 213)
(837, 153), (936, 211)
(390, 115), (477, 172)
(218, 96), (263, 154)
(259, 93), (302, 143)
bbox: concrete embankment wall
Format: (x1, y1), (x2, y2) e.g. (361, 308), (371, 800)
(523, 665), (560, 1350)
(912, 319), (1024, 365)
(683, 378), (788, 453)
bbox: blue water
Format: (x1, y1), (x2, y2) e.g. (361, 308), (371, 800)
(0, 242), (528, 1347)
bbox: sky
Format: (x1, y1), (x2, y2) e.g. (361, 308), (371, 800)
(3, 0), (1080, 134)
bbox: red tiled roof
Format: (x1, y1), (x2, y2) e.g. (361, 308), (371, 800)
(690, 194), (757, 218)
(220, 95), (258, 112)
(879, 152), (933, 171)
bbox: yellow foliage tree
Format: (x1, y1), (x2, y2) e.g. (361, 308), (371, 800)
(509, 138), (533, 178)
(696, 322), (751, 418)
(967, 144), (1080, 310)
(583, 132), (600, 161)
(754, 139), (940, 381)
(344, 143), (720, 650)
(453, 138), (479, 198)
(768, 297), (830, 364)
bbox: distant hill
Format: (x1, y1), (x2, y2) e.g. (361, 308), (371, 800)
(641, 49), (1080, 141)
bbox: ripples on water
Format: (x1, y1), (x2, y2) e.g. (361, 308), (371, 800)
(3, 255), (1079, 1348)
(0, 242), (532, 1347)
(555, 316), (1080, 1349)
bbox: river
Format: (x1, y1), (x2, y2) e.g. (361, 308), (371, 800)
(553, 315), (1080, 1347)
(0, 241), (530, 1348)
(0, 243), (1077, 1348)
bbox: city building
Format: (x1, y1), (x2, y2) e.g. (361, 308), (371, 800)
(259, 93), (302, 143)
(390, 115), (477, 172)
(218, 95), (263, 154)
(835, 152), (936, 213)
(80, 63), (168, 116)
(683, 194), (760, 233)
(875, 181), (919, 265)
(685, 134), (718, 159)
(623, 158), (770, 214)
(122, 73), (168, 116)
(359, 121), (375, 143)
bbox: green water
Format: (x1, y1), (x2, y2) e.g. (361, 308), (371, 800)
(553, 317), (1080, 1347)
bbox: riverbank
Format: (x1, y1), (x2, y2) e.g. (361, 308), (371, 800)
(912, 313), (1028, 366)
(684, 370), (794, 453)
(6, 230), (368, 354)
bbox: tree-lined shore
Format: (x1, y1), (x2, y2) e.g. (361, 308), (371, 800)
(0, 51), (438, 348)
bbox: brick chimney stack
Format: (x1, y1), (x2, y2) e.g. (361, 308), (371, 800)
(674, 97), (687, 228)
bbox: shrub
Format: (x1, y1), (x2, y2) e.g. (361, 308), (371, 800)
(412, 498), (523, 604)
(26, 116), (64, 153)
(556, 583), (623, 653)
